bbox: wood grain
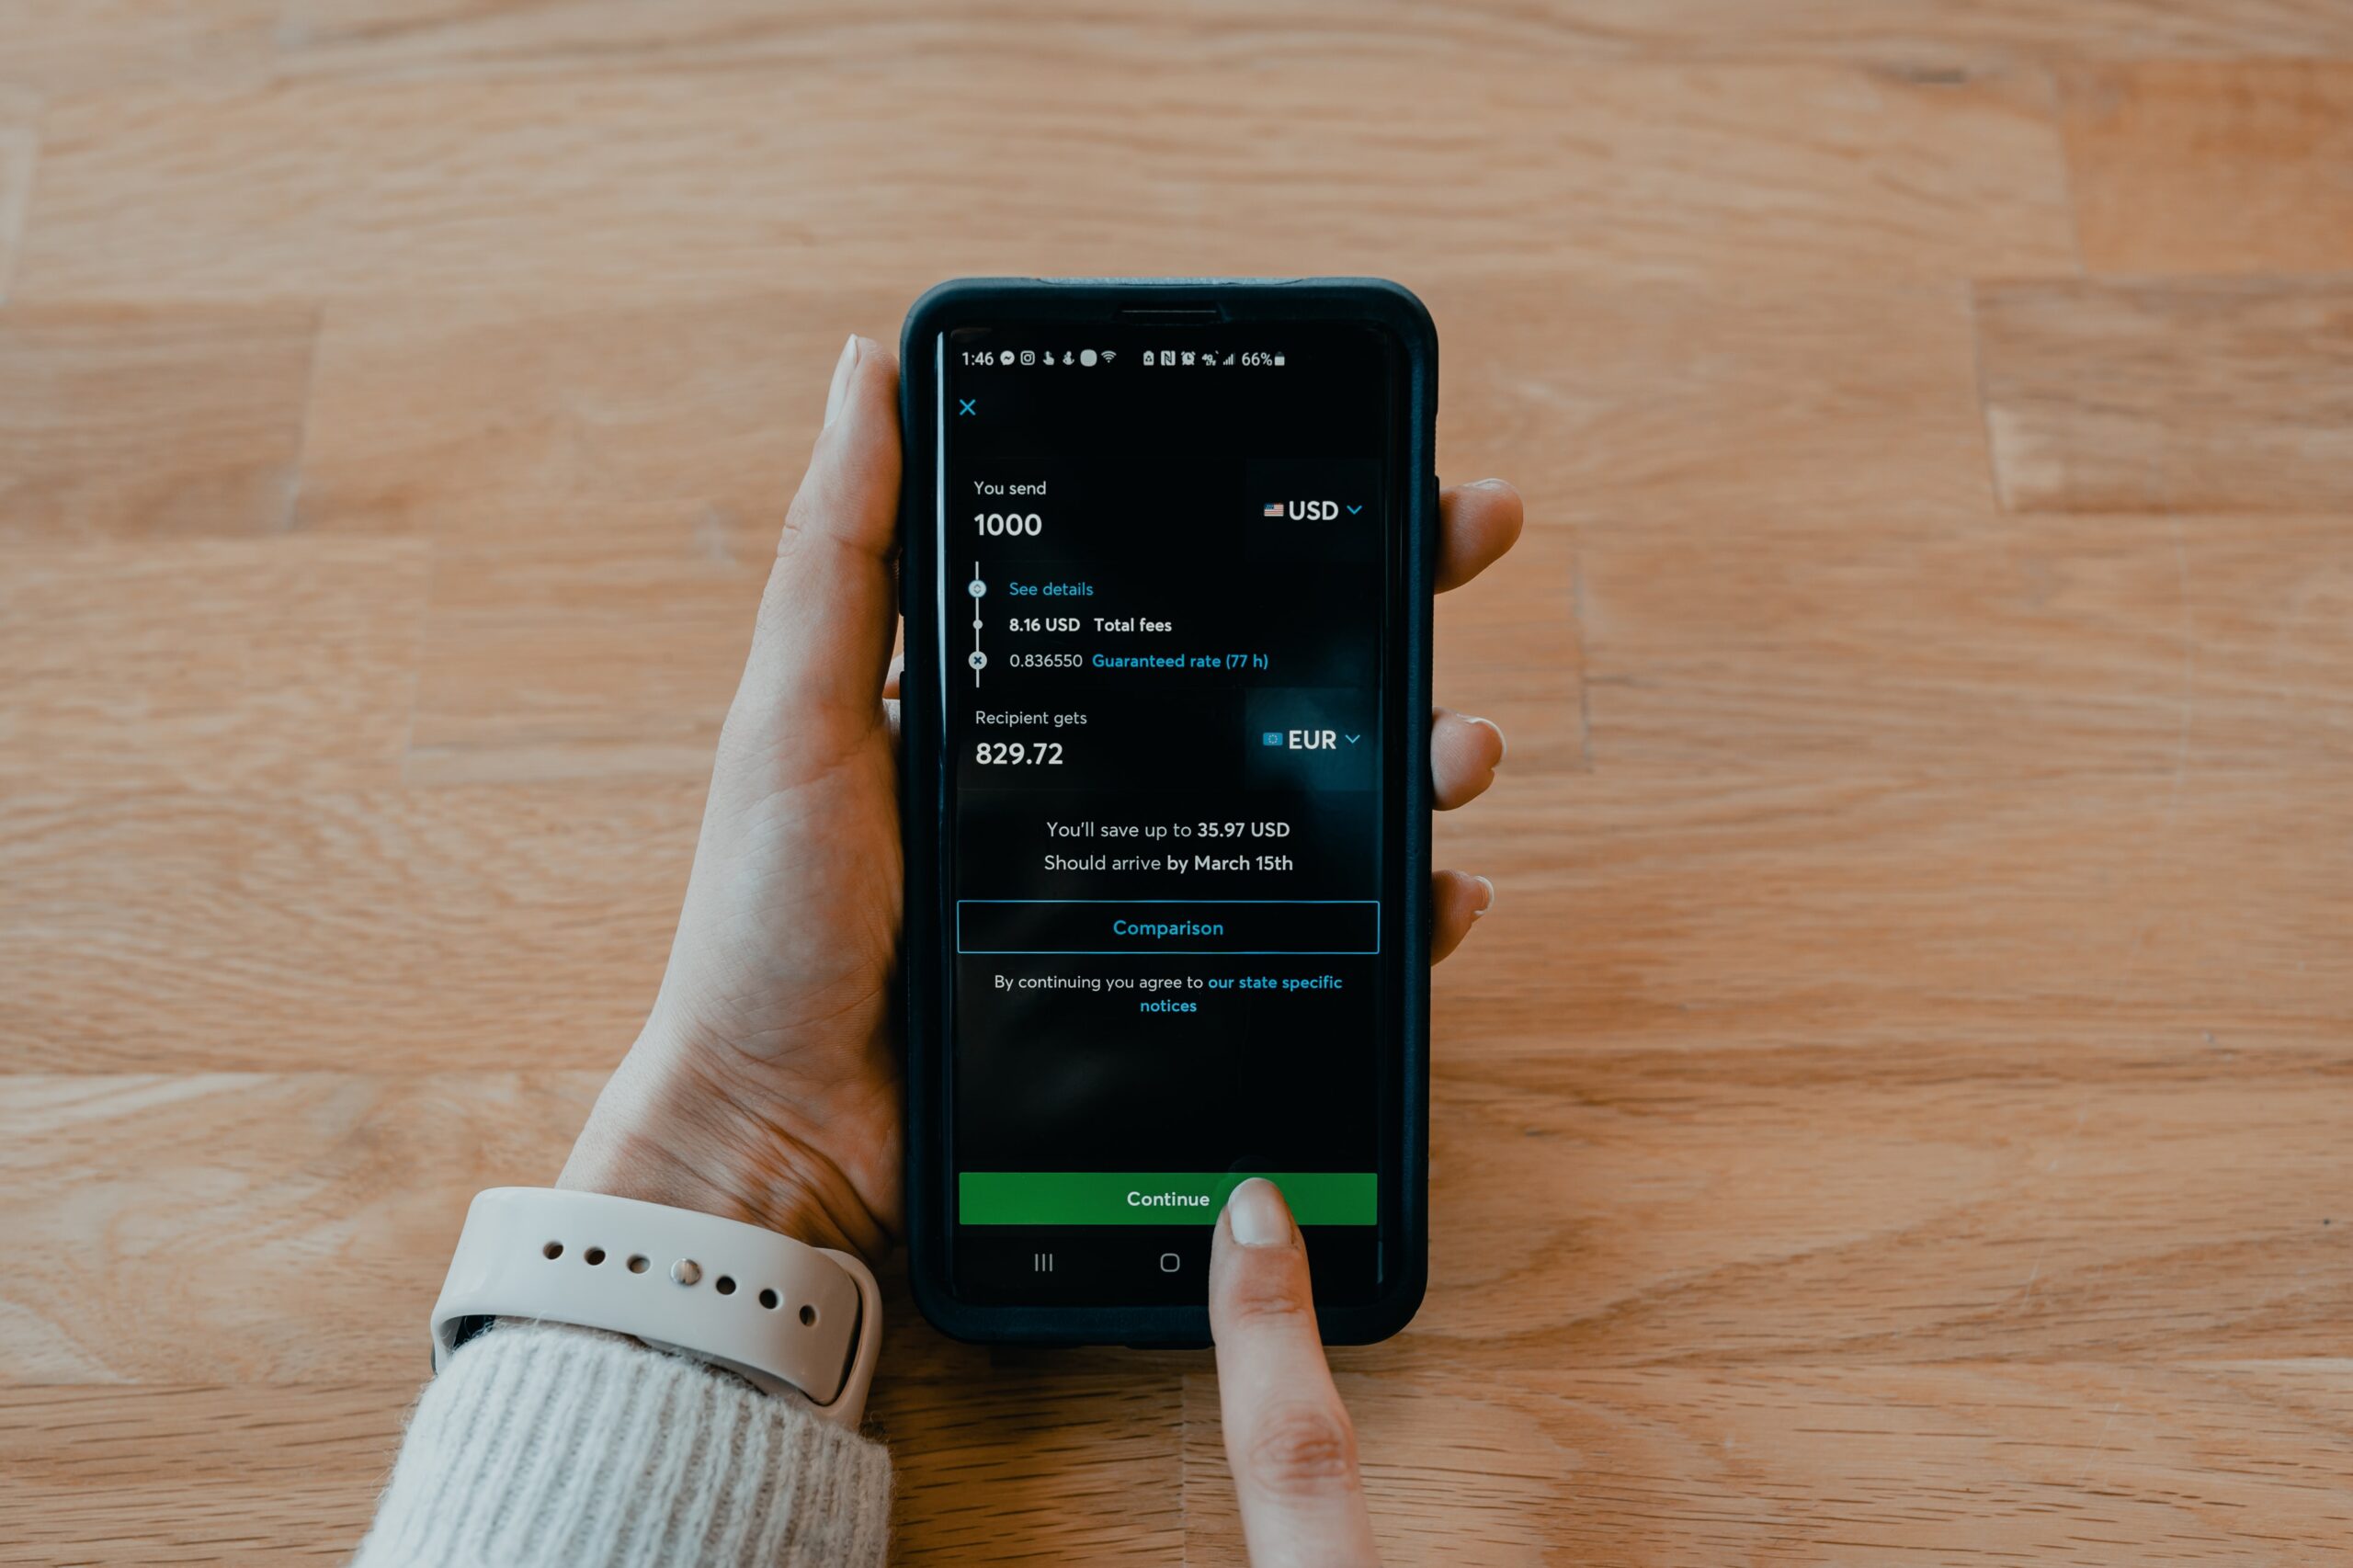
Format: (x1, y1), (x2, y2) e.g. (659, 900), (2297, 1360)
(0, 786), (697, 1074)
(1431, 778), (2353, 1069)
(2065, 60), (2353, 276)
(0, 537), (427, 791)
(403, 500), (772, 786)
(0, 308), (318, 539)
(5, 3), (2351, 1562)
(298, 294), (868, 781)
(0, 4), (271, 95)
(1572, 506), (2353, 774)
(0, 1381), (404, 1566)
(1979, 280), (2353, 514)
(1184, 1362), (2353, 1566)
(881, 1371), (1187, 1565)
(1432, 279), (1999, 533)
(1414, 1040), (2353, 1366)
(260, 2), (2353, 81)
(0, 1074), (594, 1383)
(297, 293), (888, 532)
(16, 62), (2072, 302)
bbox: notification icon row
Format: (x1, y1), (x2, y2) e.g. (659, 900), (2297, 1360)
(1141, 350), (1285, 367)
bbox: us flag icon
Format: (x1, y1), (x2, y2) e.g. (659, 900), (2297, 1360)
(1262, 502), (1285, 517)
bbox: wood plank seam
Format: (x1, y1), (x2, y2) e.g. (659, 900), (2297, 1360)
(0, 90), (39, 304)
(278, 311), (328, 538)
(1966, 278), (2010, 517)
(1568, 541), (1595, 772)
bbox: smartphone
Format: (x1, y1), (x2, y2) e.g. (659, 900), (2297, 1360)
(898, 278), (1436, 1346)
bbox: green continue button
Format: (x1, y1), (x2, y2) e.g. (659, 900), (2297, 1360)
(960, 1171), (1378, 1226)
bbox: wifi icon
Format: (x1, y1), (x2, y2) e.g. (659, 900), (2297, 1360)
(1099, 350), (1117, 364)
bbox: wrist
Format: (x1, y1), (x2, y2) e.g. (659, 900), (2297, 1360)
(559, 1038), (889, 1267)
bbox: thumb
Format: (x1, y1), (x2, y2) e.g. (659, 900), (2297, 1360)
(1210, 1179), (1381, 1568)
(735, 334), (903, 743)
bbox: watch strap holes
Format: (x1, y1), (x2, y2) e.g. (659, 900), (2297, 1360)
(526, 1238), (799, 1317)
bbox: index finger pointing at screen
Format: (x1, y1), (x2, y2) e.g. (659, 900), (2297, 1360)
(1211, 1179), (1382, 1568)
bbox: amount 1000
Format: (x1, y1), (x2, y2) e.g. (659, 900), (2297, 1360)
(975, 512), (1043, 536)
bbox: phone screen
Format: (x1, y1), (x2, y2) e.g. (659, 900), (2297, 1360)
(934, 322), (1407, 1307)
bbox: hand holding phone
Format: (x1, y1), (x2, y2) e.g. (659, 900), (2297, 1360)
(902, 279), (1506, 1344)
(557, 316), (1518, 1312)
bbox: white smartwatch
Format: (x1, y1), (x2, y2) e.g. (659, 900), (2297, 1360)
(431, 1187), (882, 1426)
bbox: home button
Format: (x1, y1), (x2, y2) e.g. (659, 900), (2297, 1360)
(1158, 1252), (1182, 1274)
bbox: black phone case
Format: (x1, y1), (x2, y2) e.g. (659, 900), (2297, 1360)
(897, 278), (1437, 1346)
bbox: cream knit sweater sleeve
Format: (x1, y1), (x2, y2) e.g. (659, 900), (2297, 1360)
(352, 1324), (892, 1568)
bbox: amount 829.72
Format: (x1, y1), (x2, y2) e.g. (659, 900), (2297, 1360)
(975, 742), (1067, 765)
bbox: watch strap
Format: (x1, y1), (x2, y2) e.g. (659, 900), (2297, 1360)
(431, 1187), (881, 1426)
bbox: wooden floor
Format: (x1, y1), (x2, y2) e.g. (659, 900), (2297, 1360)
(5, 5), (2352, 1563)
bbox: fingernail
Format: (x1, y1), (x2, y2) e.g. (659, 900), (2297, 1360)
(1226, 1177), (1291, 1247)
(1471, 477), (1509, 489)
(824, 334), (860, 428)
(1472, 875), (1495, 917)
(1464, 714), (1507, 764)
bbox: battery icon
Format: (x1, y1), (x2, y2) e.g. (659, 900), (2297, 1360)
(1273, 352), (1286, 366)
